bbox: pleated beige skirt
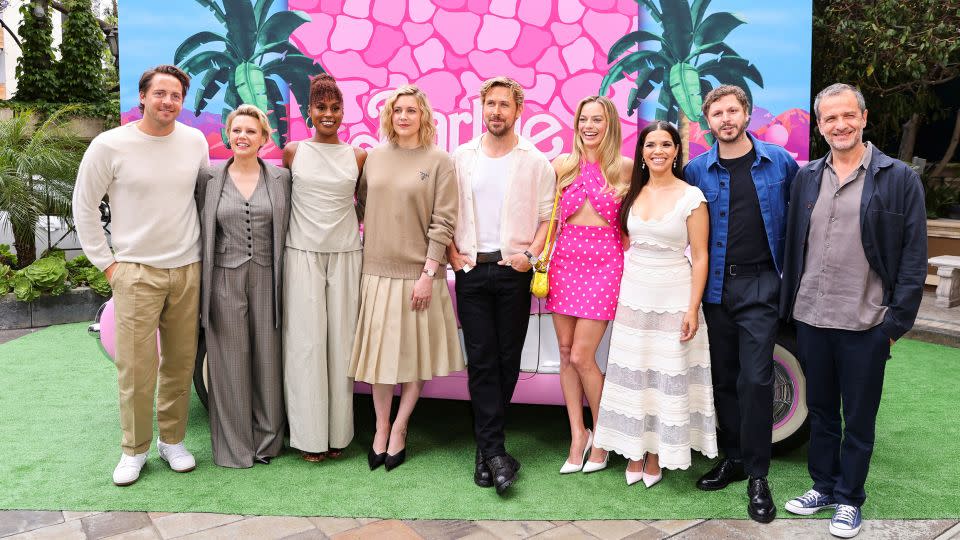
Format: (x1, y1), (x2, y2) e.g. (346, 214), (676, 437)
(349, 274), (464, 384)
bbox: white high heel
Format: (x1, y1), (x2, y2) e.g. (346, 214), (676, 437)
(625, 460), (644, 486)
(560, 429), (593, 474)
(642, 453), (662, 488)
(582, 449), (609, 473)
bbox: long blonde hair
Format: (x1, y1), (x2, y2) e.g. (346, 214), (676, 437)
(379, 84), (437, 148)
(556, 96), (625, 197)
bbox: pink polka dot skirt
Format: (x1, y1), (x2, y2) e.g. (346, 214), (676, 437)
(546, 224), (624, 320)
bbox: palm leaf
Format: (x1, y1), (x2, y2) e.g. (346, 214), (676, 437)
(660, 0), (694, 59)
(258, 10), (310, 48)
(599, 50), (664, 95)
(179, 50), (236, 75)
(262, 54), (324, 122)
(607, 30), (665, 63)
(222, 0), (257, 59)
(255, 41), (304, 61)
(252, 0), (274, 28)
(690, 41), (739, 59)
(694, 12), (746, 47)
(193, 0), (227, 25)
(234, 62), (271, 114)
(174, 31), (238, 65)
(697, 55), (764, 87)
(193, 66), (230, 114)
(637, 0), (662, 24)
(669, 63), (703, 122)
(264, 77), (287, 147)
(691, 0), (711, 28)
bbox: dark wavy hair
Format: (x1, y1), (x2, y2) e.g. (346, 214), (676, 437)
(137, 65), (190, 113)
(617, 121), (684, 233)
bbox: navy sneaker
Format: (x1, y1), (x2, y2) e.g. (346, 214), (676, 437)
(829, 504), (863, 538)
(784, 489), (837, 515)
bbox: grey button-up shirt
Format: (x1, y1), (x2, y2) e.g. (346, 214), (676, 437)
(792, 142), (887, 330)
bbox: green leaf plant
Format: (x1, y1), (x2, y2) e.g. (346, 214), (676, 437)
(174, 0), (325, 148)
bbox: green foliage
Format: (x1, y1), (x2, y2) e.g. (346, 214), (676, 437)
(12, 272), (39, 302)
(64, 254), (111, 296)
(0, 244), (17, 267)
(175, 0), (324, 147)
(23, 256), (68, 290)
(57, 0), (107, 102)
(812, 0), (960, 154)
(924, 176), (960, 219)
(0, 99), (121, 128)
(0, 107), (87, 268)
(0, 263), (13, 295)
(14, 2), (58, 101)
(600, 0), (762, 122)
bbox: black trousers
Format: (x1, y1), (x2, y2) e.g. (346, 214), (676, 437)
(796, 321), (889, 507)
(701, 268), (779, 477)
(454, 262), (532, 458)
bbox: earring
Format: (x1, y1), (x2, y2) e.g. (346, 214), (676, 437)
(640, 161), (646, 170)
(674, 157), (679, 168)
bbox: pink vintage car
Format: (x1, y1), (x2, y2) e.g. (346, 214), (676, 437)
(89, 269), (809, 452)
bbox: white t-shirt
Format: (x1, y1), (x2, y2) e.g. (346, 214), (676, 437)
(473, 149), (514, 252)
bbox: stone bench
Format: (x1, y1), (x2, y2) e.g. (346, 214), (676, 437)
(930, 255), (960, 308)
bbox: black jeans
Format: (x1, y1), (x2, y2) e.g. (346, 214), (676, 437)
(796, 321), (889, 507)
(701, 268), (779, 477)
(454, 262), (532, 458)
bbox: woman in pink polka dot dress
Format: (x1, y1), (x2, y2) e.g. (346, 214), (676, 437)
(547, 96), (633, 475)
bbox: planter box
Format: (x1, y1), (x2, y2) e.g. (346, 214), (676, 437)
(0, 287), (108, 330)
(928, 219), (960, 287)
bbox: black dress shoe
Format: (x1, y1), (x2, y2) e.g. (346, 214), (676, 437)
(384, 449), (406, 471)
(475, 448), (493, 488)
(747, 476), (776, 523)
(696, 458), (747, 491)
(368, 447), (386, 470)
(485, 455), (519, 495)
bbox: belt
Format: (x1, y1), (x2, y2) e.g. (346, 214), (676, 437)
(726, 262), (773, 277)
(476, 250), (502, 264)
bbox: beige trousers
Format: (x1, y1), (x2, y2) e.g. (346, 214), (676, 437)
(283, 248), (361, 452)
(112, 261), (200, 455)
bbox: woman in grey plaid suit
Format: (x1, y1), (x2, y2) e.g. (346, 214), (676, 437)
(196, 105), (292, 468)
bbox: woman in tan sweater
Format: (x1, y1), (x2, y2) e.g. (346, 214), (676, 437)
(349, 85), (463, 471)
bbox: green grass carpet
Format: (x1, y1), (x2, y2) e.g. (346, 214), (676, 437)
(1, 323), (958, 520)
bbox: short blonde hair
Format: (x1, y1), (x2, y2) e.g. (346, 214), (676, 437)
(379, 85), (436, 148)
(226, 104), (272, 141)
(479, 76), (524, 109)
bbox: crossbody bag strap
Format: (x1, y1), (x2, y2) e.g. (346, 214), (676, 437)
(537, 189), (562, 270)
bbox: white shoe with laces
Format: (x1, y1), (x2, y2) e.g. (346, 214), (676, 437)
(157, 438), (196, 473)
(112, 452), (147, 486)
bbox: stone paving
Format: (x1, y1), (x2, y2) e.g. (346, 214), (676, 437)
(2, 290), (958, 539)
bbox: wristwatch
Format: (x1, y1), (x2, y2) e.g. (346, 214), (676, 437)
(524, 250), (537, 266)
(422, 268), (436, 277)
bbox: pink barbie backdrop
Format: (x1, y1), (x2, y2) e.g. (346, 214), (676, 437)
(119, 0), (813, 161)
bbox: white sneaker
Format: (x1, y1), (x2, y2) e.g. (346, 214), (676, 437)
(113, 452), (147, 486)
(157, 438), (196, 473)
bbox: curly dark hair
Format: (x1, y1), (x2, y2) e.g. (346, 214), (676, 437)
(310, 74), (343, 108)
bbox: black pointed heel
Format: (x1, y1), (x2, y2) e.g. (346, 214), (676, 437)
(384, 449), (406, 471)
(367, 447), (387, 470)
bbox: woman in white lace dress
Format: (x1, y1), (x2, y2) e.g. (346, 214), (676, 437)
(593, 121), (717, 487)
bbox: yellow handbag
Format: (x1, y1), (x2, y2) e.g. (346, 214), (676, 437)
(531, 189), (561, 298)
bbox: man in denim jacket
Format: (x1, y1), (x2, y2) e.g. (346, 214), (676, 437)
(780, 84), (926, 538)
(684, 84), (798, 523)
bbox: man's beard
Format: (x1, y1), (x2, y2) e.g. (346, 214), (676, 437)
(485, 118), (514, 137)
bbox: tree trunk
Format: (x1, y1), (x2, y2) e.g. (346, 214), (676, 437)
(898, 113), (920, 162)
(930, 109), (960, 178)
(679, 110), (691, 165)
(13, 225), (37, 269)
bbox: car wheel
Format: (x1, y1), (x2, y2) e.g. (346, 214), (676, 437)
(193, 330), (210, 410)
(772, 325), (809, 454)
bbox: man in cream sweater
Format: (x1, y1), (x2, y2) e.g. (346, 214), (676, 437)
(73, 65), (209, 486)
